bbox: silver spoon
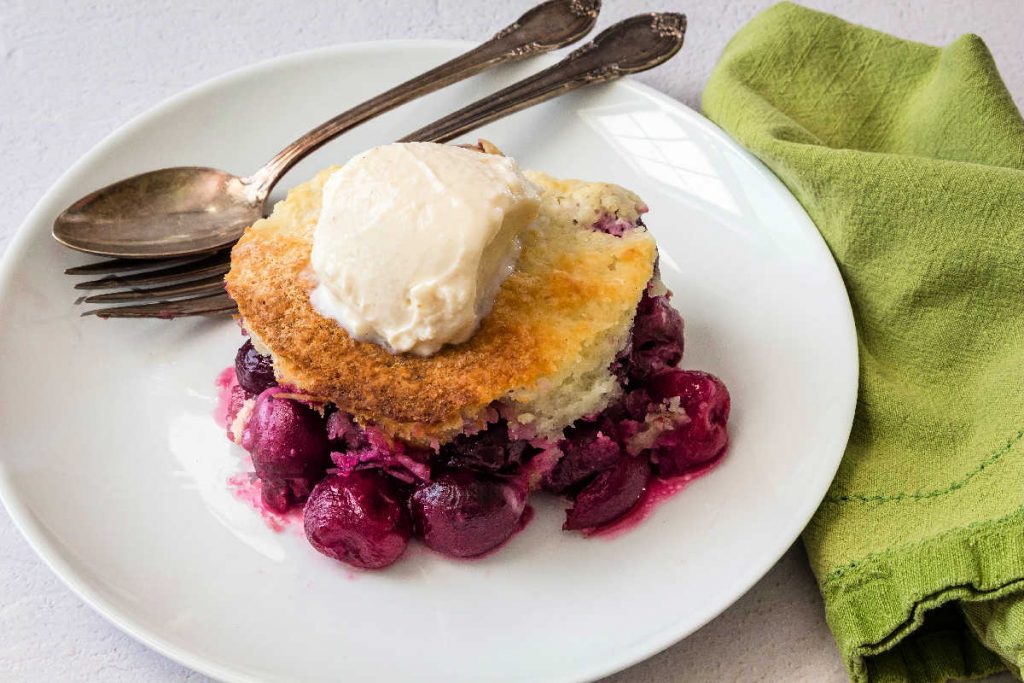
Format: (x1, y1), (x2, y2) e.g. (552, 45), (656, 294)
(52, 0), (600, 260)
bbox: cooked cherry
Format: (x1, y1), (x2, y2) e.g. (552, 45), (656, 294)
(564, 457), (649, 530)
(242, 390), (330, 482)
(544, 428), (623, 493)
(646, 370), (730, 477)
(234, 340), (278, 394)
(628, 293), (684, 380)
(409, 471), (526, 558)
(442, 421), (531, 472)
(261, 479), (292, 513)
(304, 471), (412, 569)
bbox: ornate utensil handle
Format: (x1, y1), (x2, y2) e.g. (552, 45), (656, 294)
(249, 0), (601, 200)
(400, 13), (686, 144)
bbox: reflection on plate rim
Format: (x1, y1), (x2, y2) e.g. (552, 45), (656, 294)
(0, 40), (857, 683)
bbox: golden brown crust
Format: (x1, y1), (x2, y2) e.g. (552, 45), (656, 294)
(226, 166), (655, 444)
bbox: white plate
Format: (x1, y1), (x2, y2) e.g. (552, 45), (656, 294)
(0, 42), (857, 683)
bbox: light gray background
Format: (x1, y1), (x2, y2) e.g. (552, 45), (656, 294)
(1, 1), (1021, 681)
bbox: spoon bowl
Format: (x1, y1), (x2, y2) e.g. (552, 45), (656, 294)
(53, 168), (260, 258)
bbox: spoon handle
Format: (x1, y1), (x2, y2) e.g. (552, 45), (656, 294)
(249, 0), (600, 200)
(400, 13), (685, 145)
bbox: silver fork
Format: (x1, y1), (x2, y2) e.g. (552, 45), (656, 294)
(71, 13), (686, 319)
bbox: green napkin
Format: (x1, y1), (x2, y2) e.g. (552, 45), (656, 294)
(702, 3), (1024, 682)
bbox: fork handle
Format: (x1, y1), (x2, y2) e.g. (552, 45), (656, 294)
(400, 13), (686, 145)
(247, 0), (600, 201)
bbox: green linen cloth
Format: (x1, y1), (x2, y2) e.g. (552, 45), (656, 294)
(702, 3), (1024, 682)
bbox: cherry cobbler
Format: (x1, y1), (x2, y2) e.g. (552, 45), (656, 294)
(219, 142), (730, 569)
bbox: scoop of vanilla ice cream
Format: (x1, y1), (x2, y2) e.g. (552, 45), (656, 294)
(310, 142), (540, 356)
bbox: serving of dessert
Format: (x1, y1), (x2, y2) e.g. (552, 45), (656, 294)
(221, 140), (730, 569)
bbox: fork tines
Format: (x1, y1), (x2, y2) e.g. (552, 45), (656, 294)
(68, 248), (238, 318)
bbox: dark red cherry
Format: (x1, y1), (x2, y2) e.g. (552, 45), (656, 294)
(646, 370), (730, 477)
(628, 293), (684, 381)
(234, 340), (278, 394)
(242, 390), (331, 482)
(304, 471), (412, 570)
(544, 428), (623, 494)
(409, 471), (526, 558)
(564, 457), (650, 530)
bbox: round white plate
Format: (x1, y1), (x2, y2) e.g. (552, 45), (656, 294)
(0, 42), (857, 683)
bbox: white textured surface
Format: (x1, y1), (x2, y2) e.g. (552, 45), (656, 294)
(1, 1), (1021, 682)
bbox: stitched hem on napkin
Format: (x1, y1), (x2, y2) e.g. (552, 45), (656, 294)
(820, 503), (1024, 682)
